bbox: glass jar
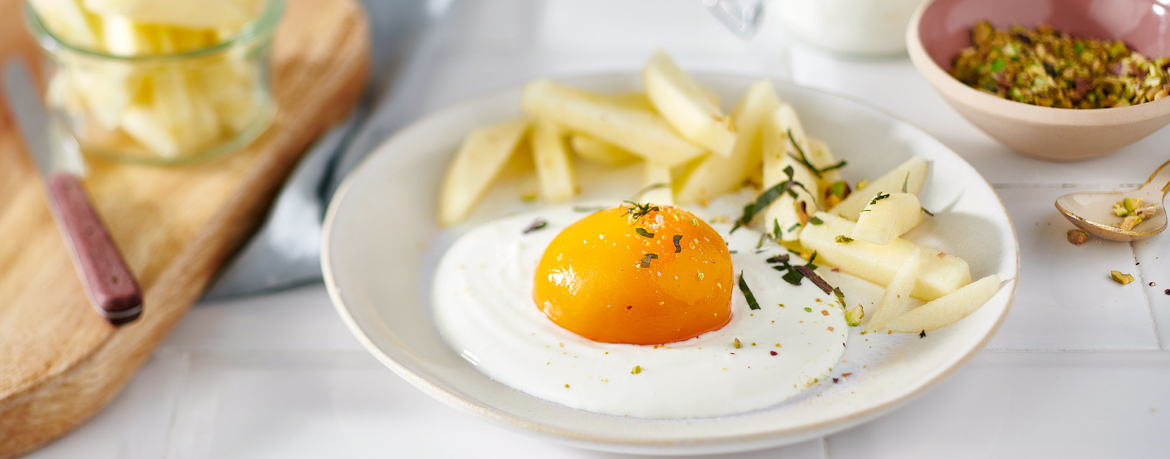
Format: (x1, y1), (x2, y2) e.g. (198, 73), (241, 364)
(23, 0), (283, 165)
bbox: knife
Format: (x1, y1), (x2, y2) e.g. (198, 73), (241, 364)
(4, 60), (143, 325)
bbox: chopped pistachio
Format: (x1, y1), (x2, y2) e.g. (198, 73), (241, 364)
(1113, 201), (1129, 217)
(631, 365), (642, 374)
(856, 179), (868, 191)
(1067, 229), (1089, 245)
(825, 194), (842, 208)
(521, 192), (538, 202)
(952, 20), (1170, 109)
(1120, 215), (1143, 230)
(1111, 270), (1135, 285)
(1125, 197), (1142, 213)
(829, 180), (848, 197)
(1112, 198), (1157, 229)
(844, 305), (864, 326)
(733, 338), (742, 349)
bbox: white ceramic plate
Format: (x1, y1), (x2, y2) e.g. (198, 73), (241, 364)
(322, 74), (1020, 455)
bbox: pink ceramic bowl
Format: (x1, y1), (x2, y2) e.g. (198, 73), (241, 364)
(907, 0), (1170, 161)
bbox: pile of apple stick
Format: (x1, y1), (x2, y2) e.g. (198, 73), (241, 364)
(438, 50), (1001, 334)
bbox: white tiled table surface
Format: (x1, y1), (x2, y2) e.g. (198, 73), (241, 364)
(29, 1), (1170, 457)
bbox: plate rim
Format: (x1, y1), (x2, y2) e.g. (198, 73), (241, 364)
(321, 72), (1022, 450)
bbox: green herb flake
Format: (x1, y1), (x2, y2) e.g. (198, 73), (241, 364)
(731, 165), (814, 233)
(787, 222), (802, 232)
(673, 234), (683, 253)
(921, 207), (935, 217)
(773, 219), (783, 239)
(782, 270), (805, 285)
(635, 228), (655, 238)
(523, 219), (548, 234)
(835, 235), (854, 243)
(573, 205), (607, 213)
(738, 272), (761, 310)
(902, 173), (910, 193)
(639, 253), (659, 268)
(765, 254), (790, 264)
(869, 192), (891, 205)
(621, 201), (660, 223)
(786, 129), (847, 179)
(808, 216), (824, 226)
(804, 307), (813, 312)
(636, 182), (670, 198)
(794, 265), (834, 295)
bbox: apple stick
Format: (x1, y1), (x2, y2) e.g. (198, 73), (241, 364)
(799, 212), (971, 301)
(568, 134), (640, 167)
(830, 157), (928, 220)
(642, 50), (737, 157)
(438, 119), (529, 225)
(676, 80), (781, 204)
(852, 192), (924, 245)
(866, 248), (921, 332)
(886, 275), (1002, 332)
(530, 121), (576, 202)
(641, 164), (674, 206)
(523, 79), (705, 167)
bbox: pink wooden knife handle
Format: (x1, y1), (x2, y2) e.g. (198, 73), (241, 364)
(46, 173), (143, 325)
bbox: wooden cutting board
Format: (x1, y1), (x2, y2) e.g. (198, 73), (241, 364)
(0, 0), (370, 456)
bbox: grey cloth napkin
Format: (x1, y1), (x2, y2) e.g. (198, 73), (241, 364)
(204, 0), (440, 299)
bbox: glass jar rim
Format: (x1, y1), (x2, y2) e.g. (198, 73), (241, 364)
(23, 0), (285, 61)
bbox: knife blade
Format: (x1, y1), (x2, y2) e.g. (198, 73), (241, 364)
(4, 59), (143, 325)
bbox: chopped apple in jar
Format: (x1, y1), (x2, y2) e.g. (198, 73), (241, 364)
(29, 0), (271, 161)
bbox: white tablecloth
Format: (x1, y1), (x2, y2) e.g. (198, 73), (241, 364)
(29, 1), (1170, 457)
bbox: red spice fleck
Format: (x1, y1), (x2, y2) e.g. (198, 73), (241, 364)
(1164, 289), (1170, 296)
(821, 310), (829, 316)
(828, 326), (835, 331)
(769, 351), (778, 356)
(832, 378), (839, 384)
(937, 252), (947, 258)
(831, 267), (840, 272)
(888, 330), (892, 334)
(842, 372), (852, 377)
(626, 305), (633, 310)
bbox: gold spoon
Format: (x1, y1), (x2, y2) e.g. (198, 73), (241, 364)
(1055, 159), (1170, 241)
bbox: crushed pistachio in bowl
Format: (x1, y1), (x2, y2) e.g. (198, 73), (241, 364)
(951, 20), (1170, 109)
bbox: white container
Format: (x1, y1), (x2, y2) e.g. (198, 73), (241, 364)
(706, 0), (926, 58)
